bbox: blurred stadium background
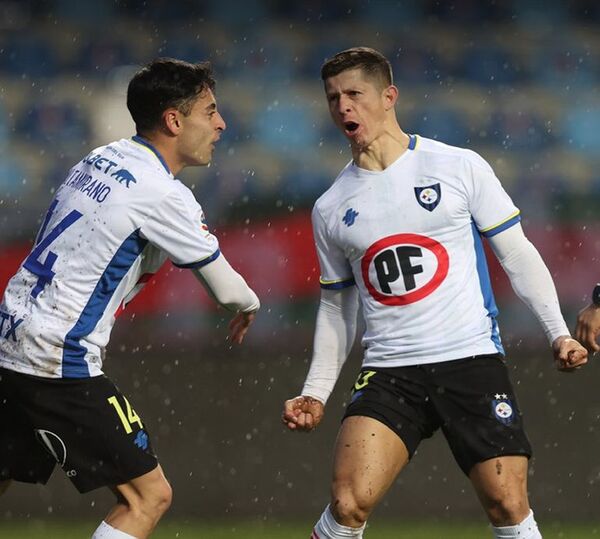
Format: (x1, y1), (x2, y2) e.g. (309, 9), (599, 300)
(1, 0), (600, 536)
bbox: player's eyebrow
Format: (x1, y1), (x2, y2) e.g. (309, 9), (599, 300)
(326, 85), (362, 99)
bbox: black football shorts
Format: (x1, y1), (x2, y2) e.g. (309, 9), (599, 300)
(0, 367), (157, 493)
(343, 354), (532, 475)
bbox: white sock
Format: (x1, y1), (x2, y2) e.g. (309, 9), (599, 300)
(312, 504), (366, 538)
(491, 510), (542, 539)
(92, 520), (138, 539)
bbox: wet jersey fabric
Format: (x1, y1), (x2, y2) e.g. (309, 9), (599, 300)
(312, 135), (520, 368)
(0, 136), (219, 378)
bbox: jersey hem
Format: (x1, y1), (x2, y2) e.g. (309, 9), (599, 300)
(0, 358), (104, 379)
(362, 344), (502, 369)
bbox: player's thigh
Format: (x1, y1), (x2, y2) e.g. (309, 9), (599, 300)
(431, 355), (532, 475)
(65, 376), (158, 494)
(0, 368), (56, 485)
(343, 366), (436, 462)
(13, 372), (158, 494)
(332, 415), (410, 510)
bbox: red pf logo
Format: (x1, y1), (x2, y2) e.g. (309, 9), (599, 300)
(361, 233), (449, 305)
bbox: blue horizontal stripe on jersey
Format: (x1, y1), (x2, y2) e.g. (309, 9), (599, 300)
(173, 249), (221, 269)
(62, 230), (148, 378)
(472, 222), (504, 355)
(320, 278), (356, 290)
(481, 213), (521, 238)
(132, 135), (171, 174)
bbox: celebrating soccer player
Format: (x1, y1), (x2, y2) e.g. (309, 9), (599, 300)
(0, 58), (260, 539)
(282, 47), (587, 539)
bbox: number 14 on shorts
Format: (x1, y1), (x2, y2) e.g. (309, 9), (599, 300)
(107, 395), (144, 433)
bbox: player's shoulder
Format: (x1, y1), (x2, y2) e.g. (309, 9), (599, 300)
(313, 160), (354, 217)
(415, 135), (494, 174)
(81, 137), (177, 197)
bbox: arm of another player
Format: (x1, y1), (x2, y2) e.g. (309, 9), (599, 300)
(192, 255), (260, 344)
(282, 286), (359, 432)
(575, 287), (600, 352)
(488, 223), (588, 371)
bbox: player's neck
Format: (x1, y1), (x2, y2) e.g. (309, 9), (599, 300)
(351, 128), (410, 172)
(136, 132), (183, 176)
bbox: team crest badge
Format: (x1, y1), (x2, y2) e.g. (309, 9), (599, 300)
(491, 393), (514, 425)
(414, 183), (441, 212)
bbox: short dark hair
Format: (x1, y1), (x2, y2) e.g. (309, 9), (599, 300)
(321, 47), (393, 88)
(127, 58), (216, 133)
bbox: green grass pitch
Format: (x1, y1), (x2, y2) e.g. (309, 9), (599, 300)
(1, 520), (598, 538)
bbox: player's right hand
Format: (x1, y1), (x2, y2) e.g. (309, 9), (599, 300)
(552, 335), (588, 372)
(282, 395), (324, 432)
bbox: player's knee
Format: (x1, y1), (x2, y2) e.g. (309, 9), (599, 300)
(131, 478), (172, 522)
(330, 485), (371, 527)
(147, 479), (173, 517)
(483, 492), (529, 526)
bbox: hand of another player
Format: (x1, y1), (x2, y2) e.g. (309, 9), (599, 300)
(282, 395), (325, 432)
(228, 311), (256, 344)
(552, 335), (588, 372)
(574, 303), (600, 353)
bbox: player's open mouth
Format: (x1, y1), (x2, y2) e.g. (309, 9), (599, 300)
(344, 121), (360, 135)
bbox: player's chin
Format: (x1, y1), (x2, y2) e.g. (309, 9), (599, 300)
(348, 134), (369, 149)
(193, 149), (213, 166)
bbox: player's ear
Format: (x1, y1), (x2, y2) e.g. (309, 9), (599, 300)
(163, 108), (182, 135)
(383, 85), (398, 110)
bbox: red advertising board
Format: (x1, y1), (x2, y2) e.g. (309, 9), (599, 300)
(1, 213), (598, 314)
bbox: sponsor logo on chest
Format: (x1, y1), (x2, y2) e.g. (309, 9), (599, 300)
(361, 233), (449, 305)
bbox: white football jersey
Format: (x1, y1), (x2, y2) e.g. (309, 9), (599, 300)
(313, 135), (521, 368)
(0, 136), (220, 378)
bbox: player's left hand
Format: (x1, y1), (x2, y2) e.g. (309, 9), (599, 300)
(552, 335), (588, 372)
(228, 311), (256, 344)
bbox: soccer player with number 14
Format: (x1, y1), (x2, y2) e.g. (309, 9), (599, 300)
(0, 58), (260, 539)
